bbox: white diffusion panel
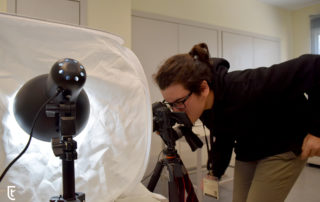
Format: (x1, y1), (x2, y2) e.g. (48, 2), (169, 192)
(0, 13), (151, 202)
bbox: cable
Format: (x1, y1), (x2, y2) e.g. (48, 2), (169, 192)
(0, 89), (62, 183)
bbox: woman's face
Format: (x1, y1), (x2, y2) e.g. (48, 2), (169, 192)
(161, 82), (210, 123)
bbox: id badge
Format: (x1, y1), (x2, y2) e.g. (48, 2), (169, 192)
(203, 174), (219, 199)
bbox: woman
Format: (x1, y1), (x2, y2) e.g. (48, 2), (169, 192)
(153, 43), (320, 202)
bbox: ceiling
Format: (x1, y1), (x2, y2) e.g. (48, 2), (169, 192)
(259, 0), (320, 10)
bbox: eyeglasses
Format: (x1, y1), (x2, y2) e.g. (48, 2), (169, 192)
(163, 91), (192, 109)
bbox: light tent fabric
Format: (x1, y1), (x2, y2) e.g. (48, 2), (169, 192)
(0, 13), (152, 202)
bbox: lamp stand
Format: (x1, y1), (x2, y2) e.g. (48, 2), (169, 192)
(47, 102), (85, 202)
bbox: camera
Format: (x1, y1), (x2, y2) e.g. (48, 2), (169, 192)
(152, 102), (203, 151)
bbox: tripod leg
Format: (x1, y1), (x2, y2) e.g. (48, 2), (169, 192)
(147, 160), (164, 192)
(180, 162), (198, 202)
(183, 173), (198, 202)
(167, 164), (181, 202)
(166, 155), (199, 202)
(169, 170), (197, 202)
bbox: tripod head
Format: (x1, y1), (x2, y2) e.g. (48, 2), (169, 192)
(152, 102), (203, 152)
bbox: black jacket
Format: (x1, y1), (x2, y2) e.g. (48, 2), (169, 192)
(200, 54), (320, 178)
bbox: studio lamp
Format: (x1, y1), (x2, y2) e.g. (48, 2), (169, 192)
(13, 58), (90, 202)
(0, 13), (152, 202)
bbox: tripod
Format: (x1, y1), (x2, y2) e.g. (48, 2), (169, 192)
(147, 146), (198, 202)
(150, 102), (201, 202)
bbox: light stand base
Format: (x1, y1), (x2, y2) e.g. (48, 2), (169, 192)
(50, 192), (85, 202)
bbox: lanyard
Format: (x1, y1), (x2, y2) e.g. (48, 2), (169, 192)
(203, 124), (214, 174)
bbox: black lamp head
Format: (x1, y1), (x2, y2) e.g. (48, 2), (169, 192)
(13, 58), (90, 142)
(47, 58), (87, 102)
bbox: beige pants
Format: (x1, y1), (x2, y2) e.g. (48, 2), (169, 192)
(233, 151), (307, 202)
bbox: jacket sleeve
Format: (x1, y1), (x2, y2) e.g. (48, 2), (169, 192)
(227, 54), (320, 137)
(306, 82), (320, 137)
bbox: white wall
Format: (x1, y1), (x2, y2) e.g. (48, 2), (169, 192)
(132, 0), (293, 60)
(87, 0), (132, 48)
(1, 0), (318, 57)
(0, 0), (132, 48)
(0, 0), (6, 12)
(292, 3), (320, 57)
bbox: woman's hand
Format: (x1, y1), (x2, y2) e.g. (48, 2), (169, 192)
(301, 134), (320, 160)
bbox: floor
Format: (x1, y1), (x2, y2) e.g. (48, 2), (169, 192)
(143, 163), (320, 202)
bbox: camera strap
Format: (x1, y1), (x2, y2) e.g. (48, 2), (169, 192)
(202, 124), (213, 173)
(202, 124), (220, 199)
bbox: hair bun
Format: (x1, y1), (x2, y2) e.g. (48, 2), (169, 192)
(189, 43), (210, 63)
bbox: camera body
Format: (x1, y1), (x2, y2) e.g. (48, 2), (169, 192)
(152, 102), (203, 151)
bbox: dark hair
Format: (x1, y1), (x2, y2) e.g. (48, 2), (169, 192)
(153, 43), (213, 95)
